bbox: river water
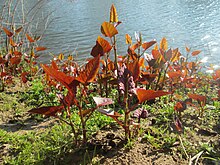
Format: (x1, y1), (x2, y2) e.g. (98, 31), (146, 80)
(1, 0), (220, 65)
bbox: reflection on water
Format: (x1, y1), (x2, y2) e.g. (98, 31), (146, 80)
(1, 0), (220, 64)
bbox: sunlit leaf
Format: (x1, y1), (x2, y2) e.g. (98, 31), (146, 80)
(142, 40), (156, 51)
(125, 34), (132, 44)
(35, 46), (47, 52)
(191, 50), (201, 56)
(101, 22), (118, 38)
(3, 27), (13, 37)
(28, 105), (64, 117)
(58, 53), (64, 60)
(78, 109), (93, 117)
(68, 55), (73, 61)
(93, 97), (114, 107)
(160, 37), (168, 51)
(135, 88), (170, 104)
(110, 4), (118, 23)
(26, 34), (35, 43)
(15, 26), (23, 34)
(170, 48), (181, 62)
(76, 55), (100, 84)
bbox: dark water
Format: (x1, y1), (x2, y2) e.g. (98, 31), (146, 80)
(1, 0), (220, 65)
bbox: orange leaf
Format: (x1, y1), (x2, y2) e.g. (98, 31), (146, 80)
(160, 37), (168, 51)
(142, 40), (156, 51)
(125, 34), (132, 44)
(91, 36), (112, 57)
(174, 102), (186, 112)
(35, 46), (47, 51)
(185, 46), (190, 53)
(3, 27), (13, 37)
(93, 97), (114, 107)
(110, 4), (118, 23)
(58, 53), (64, 60)
(15, 26), (23, 34)
(101, 22), (118, 38)
(135, 88), (170, 104)
(76, 55), (100, 84)
(26, 34), (35, 43)
(9, 38), (16, 47)
(191, 50), (201, 56)
(28, 105), (64, 117)
(10, 57), (21, 65)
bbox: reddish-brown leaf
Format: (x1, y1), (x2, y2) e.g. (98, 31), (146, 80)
(97, 36), (112, 53)
(35, 46), (47, 51)
(76, 55), (100, 84)
(10, 57), (21, 65)
(28, 105), (64, 117)
(13, 51), (22, 56)
(167, 70), (182, 79)
(127, 59), (141, 82)
(174, 102), (186, 112)
(93, 97), (114, 107)
(26, 34), (35, 43)
(191, 50), (201, 56)
(21, 72), (29, 83)
(135, 88), (170, 104)
(41, 64), (75, 92)
(15, 26), (23, 34)
(101, 22), (118, 38)
(188, 93), (206, 106)
(0, 57), (7, 64)
(142, 40), (156, 51)
(3, 27), (13, 37)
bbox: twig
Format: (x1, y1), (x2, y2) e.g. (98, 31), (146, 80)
(178, 135), (189, 159)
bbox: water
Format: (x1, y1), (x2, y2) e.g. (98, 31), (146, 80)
(1, 0), (220, 64)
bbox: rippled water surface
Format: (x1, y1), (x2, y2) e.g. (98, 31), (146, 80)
(2, 0), (220, 63)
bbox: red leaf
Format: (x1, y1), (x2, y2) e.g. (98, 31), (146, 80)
(93, 97), (114, 107)
(3, 27), (13, 37)
(135, 88), (170, 104)
(76, 55), (100, 84)
(28, 106), (64, 117)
